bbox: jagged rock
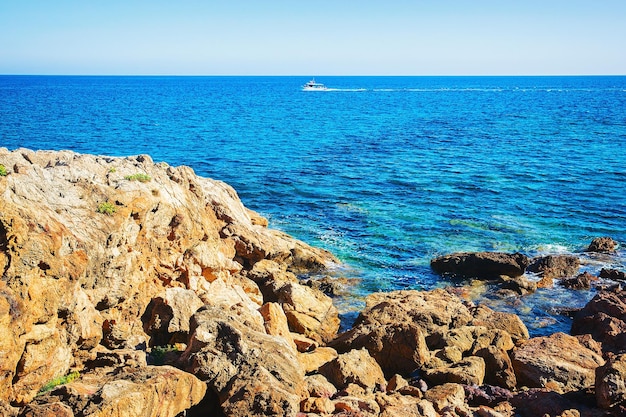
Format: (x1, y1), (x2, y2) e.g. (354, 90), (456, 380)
(595, 353), (626, 409)
(141, 287), (204, 346)
(510, 388), (605, 417)
(560, 272), (597, 290)
(298, 347), (338, 374)
(527, 255), (580, 279)
(475, 346), (517, 389)
(423, 383), (466, 413)
(331, 289), (472, 376)
(463, 384), (514, 408)
(498, 275), (537, 295)
(258, 302), (297, 351)
(430, 252), (530, 279)
(277, 281), (340, 343)
(300, 396), (335, 414)
(0, 148), (337, 408)
(179, 305), (305, 416)
(386, 374), (410, 392)
(587, 237), (618, 253)
(511, 332), (605, 393)
(319, 348), (386, 391)
(470, 305), (529, 343)
(375, 392), (424, 417)
(423, 356), (486, 386)
(571, 287), (626, 354)
(18, 402), (74, 417)
(304, 374), (337, 398)
(599, 268), (626, 282)
(333, 395), (381, 416)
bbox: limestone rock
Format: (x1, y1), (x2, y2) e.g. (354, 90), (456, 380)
(527, 255), (580, 279)
(180, 305), (305, 416)
(586, 237), (618, 253)
(331, 289), (471, 376)
(571, 287), (626, 354)
(511, 332), (605, 393)
(470, 305), (529, 343)
(595, 353), (626, 409)
(430, 252), (530, 279)
(258, 302), (297, 351)
(423, 356), (486, 386)
(18, 402), (74, 417)
(423, 383), (466, 413)
(298, 347), (339, 374)
(319, 348), (386, 391)
(305, 373), (337, 398)
(560, 272), (597, 290)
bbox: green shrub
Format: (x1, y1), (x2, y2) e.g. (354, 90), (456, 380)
(124, 173), (151, 182)
(0, 164), (7, 177)
(38, 371), (80, 394)
(148, 345), (180, 365)
(96, 202), (117, 215)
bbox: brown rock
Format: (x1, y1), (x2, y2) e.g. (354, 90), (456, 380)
(376, 392), (424, 417)
(333, 396), (381, 416)
(180, 306), (305, 416)
(511, 332), (605, 393)
(423, 356), (486, 386)
(586, 237), (618, 253)
(560, 272), (597, 290)
(595, 353), (626, 409)
(571, 287), (626, 354)
(423, 383), (466, 413)
(258, 302), (297, 351)
(599, 268), (626, 282)
(300, 396), (335, 414)
(527, 255), (580, 279)
(18, 402), (74, 417)
(319, 348), (386, 391)
(331, 289), (471, 376)
(298, 347), (339, 374)
(430, 252), (530, 279)
(510, 388), (604, 417)
(475, 346), (517, 389)
(470, 305), (529, 343)
(305, 374), (337, 398)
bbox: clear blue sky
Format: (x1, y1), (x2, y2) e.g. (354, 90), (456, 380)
(1, 0), (624, 75)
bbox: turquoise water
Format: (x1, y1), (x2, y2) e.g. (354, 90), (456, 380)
(1, 75), (625, 335)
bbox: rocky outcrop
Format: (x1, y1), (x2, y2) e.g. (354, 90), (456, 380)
(511, 332), (605, 394)
(586, 237), (618, 253)
(527, 255), (580, 280)
(430, 252), (530, 279)
(571, 286), (626, 354)
(595, 353), (626, 410)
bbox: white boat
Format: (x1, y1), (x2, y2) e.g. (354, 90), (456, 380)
(302, 78), (328, 91)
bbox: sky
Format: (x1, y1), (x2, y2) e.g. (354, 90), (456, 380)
(1, 0), (625, 75)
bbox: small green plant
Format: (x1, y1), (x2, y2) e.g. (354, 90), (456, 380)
(96, 201), (117, 215)
(148, 344), (180, 365)
(124, 173), (151, 183)
(38, 371), (80, 395)
(108, 167), (117, 173)
(0, 164), (7, 177)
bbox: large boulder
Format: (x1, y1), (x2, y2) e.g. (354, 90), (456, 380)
(586, 237), (618, 253)
(527, 255), (580, 279)
(331, 289), (473, 376)
(318, 348), (386, 391)
(595, 353), (626, 410)
(179, 305), (306, 417)
(571, 287), (626, 354)
(511, 332), (605, 393)
(430, 252), (530, 279)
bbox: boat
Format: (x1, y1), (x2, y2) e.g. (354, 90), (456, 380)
(302, 78), (328, 91)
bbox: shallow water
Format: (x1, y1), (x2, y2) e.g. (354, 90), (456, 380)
(2, 75), (625, 335)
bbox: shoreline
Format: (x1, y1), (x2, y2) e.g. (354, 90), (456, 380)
(1, 148), (624, 416)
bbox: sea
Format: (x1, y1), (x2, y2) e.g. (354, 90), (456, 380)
(1, 75), (625, 336)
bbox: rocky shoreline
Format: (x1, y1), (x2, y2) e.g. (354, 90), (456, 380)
(1, 148), (624, 417)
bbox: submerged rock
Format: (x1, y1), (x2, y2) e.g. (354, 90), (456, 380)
(527, 254), (580, 279)
(586, 237), (618, 253)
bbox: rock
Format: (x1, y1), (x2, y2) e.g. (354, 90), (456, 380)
(386, 374), (410, 393)
(510, 388), (603, 417)
(599, 268), (626, 282)
(498, 275), (537, 295)
(527, 255), (580, 279)
(304, 374), (337, 398)
(511, 332), (605, 393)
(463, 385), (513, 408)
(180, 305), (305, 416)
(475, 346), (517, 389)
(319, 348), (386, 391)
(595, 353), (626, 409)
(0, 149), (338, 408)
(423, 383), (466, 413)
(430, 252), (530, 279)
(277, 282), (340, 344)
(333, 395), (381, 416)
(587, 237), (618, 253)
(560, 272), (597, 290)
(423, 356), (486, 386)
(470, 305), (529, 343)
(375, 392), (424, 417)
(141, 288), (204, 346)
(331, 289), (471, 376)
(18, 402), (74, 417)
(300, 396), (335, 414)
(571, 287), (626, 354)
(298, 347), (339, 374)
(258, 302), (297, 351)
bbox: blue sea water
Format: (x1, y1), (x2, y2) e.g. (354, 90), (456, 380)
(1, 75), (625, 335)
